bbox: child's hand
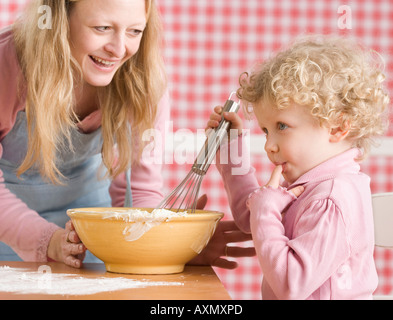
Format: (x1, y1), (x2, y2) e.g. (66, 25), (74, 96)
(206, 105), (243, 133)
(266, 165), (304, 198)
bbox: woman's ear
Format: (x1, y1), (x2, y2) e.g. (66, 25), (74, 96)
(329, 121), (350, 143)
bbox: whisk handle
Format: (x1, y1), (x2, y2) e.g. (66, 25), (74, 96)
(192, 97), (240, 175)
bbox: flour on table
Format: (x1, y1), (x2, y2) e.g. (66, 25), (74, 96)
(0, 265), (183, 295)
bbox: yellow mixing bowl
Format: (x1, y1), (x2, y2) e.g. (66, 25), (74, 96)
(67, 207), (224, 274)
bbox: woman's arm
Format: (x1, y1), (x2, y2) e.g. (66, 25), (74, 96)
(0, 144), (62, 261)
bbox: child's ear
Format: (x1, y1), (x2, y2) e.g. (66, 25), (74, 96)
(329, 122), (350, 143)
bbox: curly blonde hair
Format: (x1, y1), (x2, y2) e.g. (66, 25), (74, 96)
(237, 36), (390, 157)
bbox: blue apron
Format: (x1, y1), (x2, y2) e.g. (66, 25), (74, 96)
(0, 111), (132, 262)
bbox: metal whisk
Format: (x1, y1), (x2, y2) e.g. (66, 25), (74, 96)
(158, 93), (240, 213)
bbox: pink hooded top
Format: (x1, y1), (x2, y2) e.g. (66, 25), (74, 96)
(217, 137), (378, 299)
(0, 27), (167, 261)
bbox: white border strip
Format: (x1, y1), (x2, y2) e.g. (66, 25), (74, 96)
(166, 134), (393, 157)
(249, 135), (393, 156)
(369, 137), (393, 156)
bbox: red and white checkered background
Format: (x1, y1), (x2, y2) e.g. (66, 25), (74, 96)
(1, 0), (393, 299)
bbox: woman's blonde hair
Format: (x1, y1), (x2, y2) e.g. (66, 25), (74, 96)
(237, 36), (390, 157)
(12, 0), (167, 184)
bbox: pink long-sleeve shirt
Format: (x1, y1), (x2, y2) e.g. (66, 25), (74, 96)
(0, 27), (167, 262)
(217, 138), (378, 300)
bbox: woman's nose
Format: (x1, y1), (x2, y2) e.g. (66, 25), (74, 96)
(104, 33), (126, 58)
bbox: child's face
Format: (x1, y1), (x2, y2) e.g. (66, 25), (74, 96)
(254, 102), (335, 185)
(68, 0), (146, 87)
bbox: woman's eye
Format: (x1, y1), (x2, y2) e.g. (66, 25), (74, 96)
(128, 29), (143, 37)
(262, 128), (268, 135)
(278, 122), (288, 130)
(95, 26), (110, 32)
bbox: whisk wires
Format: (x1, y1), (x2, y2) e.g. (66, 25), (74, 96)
(159, 169), (204, 213)
(158, 93), (240, 213)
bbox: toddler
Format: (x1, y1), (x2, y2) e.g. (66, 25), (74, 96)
(208, 36), (390, 299)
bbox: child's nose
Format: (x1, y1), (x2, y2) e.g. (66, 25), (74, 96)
(264, 137), (279, 153)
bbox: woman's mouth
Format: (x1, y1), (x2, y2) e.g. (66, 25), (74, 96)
(89, 55), (117, 69)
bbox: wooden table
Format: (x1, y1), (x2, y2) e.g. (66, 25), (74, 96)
(0, 261), (231, 300)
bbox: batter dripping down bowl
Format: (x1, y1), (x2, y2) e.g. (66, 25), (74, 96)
(67, 207), (224, 274)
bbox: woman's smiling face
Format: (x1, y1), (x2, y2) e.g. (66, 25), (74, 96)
(68, 0), (147, 87)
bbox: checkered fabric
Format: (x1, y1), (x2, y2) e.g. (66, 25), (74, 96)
(1, 0), (393, 300)
(0, 0), (26, 26)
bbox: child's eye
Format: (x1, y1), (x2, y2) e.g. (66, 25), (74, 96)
(262, 128), (268, 135)
(278, 122), (288, 130)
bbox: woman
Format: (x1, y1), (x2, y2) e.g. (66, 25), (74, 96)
(0, 0), (254, 268)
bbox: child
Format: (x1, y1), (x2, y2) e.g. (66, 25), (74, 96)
(208, 36), (390, 299)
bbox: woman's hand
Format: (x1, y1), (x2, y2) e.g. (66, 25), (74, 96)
(188, 220), (256, 269)
(188, 194), (256, 269)
(47, 220), (86, 268)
